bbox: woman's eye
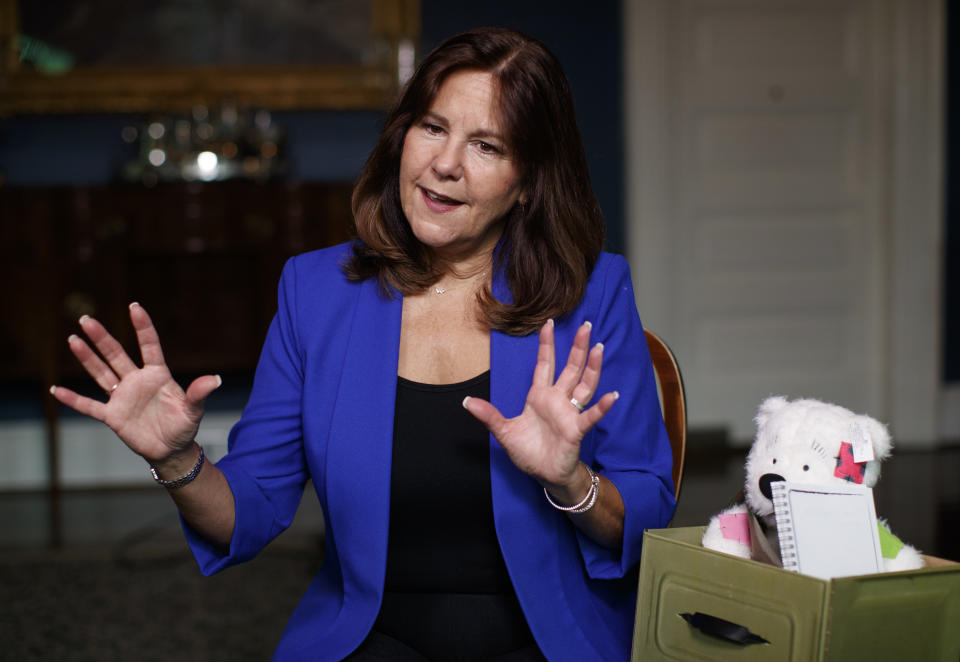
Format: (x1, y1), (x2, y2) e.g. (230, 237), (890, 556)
(476, 141), (499, 154)
(423, 123), (443, 135)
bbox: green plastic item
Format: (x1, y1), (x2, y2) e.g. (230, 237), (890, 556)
(877, 520), (905, 559)
(632, 526), (960, 662)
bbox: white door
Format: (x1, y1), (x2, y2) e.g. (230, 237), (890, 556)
(625, 0), (942, 442)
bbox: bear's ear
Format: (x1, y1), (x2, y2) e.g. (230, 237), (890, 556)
(754, 396), (789, 430)
(855, 414), (892, 461)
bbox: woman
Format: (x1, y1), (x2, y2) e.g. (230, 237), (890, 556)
(50, 28), (675, 661)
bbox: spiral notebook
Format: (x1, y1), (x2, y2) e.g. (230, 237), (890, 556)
(772, 481), (884, 580)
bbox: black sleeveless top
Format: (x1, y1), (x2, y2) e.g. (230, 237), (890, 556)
(382, 370), (513, 593)
(369, 372), (543, 661)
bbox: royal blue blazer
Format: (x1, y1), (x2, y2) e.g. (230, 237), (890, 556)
(185, 243), (676, 661)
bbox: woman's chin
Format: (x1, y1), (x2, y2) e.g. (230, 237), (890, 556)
(410, 225), (474, 255)
(411, 228), (458, 252)
(407, 217), (504, 261)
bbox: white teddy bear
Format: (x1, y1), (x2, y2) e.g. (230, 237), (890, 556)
(702, 396), (924, 573)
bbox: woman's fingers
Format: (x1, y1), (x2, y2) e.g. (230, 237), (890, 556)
(554, 321), (593, 394)
(66, 333), (121, 394)
(185, 374), (223, 412)
(569, 341), (605, 408)
(464, 321), (621, 486)
(78, 314), (139, 378)
(462, 396), (508, 439)
(577, 390), (619, 433)
(532, 319), (556, 386)
(49, 384), (107, 422)
(555, 323), (613, 428)
(129, 302), (167, 367)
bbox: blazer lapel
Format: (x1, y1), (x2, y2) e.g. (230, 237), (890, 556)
(489, 327), (541, 524)
(325, 279), (402, 604)
(488, 269), (560, 582)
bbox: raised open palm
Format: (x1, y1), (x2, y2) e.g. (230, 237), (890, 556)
(50, 303), (221, 464)
(463, 319), (618, 489)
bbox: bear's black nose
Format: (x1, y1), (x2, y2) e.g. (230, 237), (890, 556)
(759, 473), (785, 500)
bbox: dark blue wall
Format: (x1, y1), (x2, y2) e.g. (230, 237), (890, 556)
(0, 110), (387, 187)
(0, 1), (625, 252)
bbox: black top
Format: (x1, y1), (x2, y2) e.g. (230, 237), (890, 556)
(383, 370), (514, 594)
(370, 372), (542, 660)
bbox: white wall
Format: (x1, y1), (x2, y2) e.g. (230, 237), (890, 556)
(624, 0), (945, 445)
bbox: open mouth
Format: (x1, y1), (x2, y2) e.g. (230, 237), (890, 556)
(421, 187), (464, 207)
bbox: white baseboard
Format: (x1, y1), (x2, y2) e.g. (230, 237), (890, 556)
(0, 411), (239, 491)
(0, 420), (49, 489)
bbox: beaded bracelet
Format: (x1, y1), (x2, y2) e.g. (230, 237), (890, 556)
(149, 444), (205, 489)
(543, 464), (600, 514)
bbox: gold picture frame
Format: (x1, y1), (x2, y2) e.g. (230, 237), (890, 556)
(0, 0), (419, 114)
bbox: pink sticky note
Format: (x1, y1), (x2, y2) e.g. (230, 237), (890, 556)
(718, 512), (751, 546)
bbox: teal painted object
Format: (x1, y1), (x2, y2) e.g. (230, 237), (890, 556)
(18, 35), (75, 75)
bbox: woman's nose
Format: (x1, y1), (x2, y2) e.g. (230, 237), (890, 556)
(431, 141), (464, 180)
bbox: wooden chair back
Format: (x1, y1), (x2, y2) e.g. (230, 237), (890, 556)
(644, 329), (687, 499)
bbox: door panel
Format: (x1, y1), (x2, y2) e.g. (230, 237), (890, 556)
(630, 0), (887, 440)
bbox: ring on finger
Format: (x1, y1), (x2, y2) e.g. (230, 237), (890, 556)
(109, 383), (119, 393)
(570, 396), (585, 412)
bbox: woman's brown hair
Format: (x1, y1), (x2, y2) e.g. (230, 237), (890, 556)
(343, 27), (604, 336)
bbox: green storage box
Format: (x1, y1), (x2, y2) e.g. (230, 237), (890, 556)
(632, 526), (960, 661)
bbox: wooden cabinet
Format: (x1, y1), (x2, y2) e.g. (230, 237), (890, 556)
(0, 180), (353, 545)
(1, 180), (354, 385)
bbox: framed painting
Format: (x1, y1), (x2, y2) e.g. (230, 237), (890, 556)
(0, 0), (419, 113)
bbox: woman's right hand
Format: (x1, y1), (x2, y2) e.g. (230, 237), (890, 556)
(49, 302), (222, 465)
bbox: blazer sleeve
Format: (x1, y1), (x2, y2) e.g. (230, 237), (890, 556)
(574, 254), (676, 579)
(184, 257), (311, 575)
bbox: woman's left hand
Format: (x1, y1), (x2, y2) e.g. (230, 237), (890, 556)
(463, 319), (618, 494)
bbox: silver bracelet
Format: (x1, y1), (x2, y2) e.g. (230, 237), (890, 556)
(149, 444), (204, 489)
(544, 464), (600, 514)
